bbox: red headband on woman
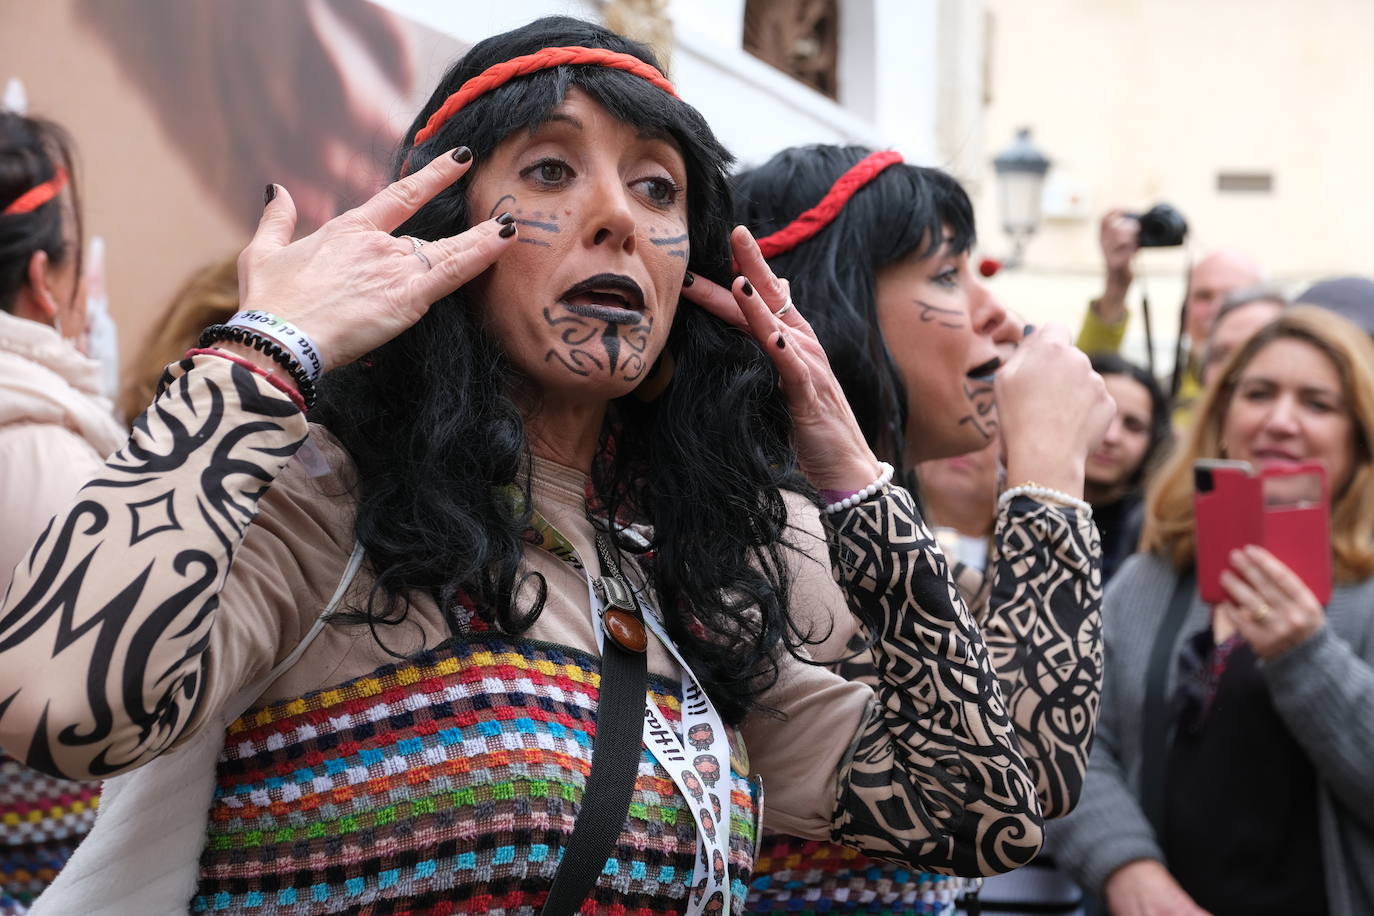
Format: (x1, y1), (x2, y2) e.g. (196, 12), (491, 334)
(409, 46), (679, 158)
(753, 151), (904, 258)
(2, 166), (68, 216)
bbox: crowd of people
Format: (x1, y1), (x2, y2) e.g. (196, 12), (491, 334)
(0, 14), (1371, 916)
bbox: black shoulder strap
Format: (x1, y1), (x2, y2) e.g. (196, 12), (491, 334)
(540, 534), (649, 916)
(1139, 570), (1195, 838)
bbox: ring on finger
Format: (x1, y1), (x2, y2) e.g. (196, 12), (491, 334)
(773, 298), (794, 318)
(1252, 602), (1273, 623)
(404, 235), (432, 270)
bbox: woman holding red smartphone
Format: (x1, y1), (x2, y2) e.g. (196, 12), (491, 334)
(1053, 306), (1374, 915)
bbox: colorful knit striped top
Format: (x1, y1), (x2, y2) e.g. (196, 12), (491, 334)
(194, 634), (759, 915)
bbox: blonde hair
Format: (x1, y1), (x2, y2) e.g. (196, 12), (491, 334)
(1141, 306), (1374, 582)
(118, 257), (239, 423)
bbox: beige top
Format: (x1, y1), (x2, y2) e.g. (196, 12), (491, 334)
(199, 426), (866, 838)
(0, 310), (125, 588)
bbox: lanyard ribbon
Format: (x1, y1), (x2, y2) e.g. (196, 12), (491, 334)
(530, 511), (733, 915)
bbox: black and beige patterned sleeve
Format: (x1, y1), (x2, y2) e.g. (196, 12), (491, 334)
(0, 355), (308, 779)
(828, 486), (1044, 876)
(979, 495), (1103, 819)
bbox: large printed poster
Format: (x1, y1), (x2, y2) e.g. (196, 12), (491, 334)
(0, 0), (465, 394)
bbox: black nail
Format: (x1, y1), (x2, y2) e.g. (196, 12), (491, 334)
(452, 146), (472, 163)
(741, 280), (754, 297)
(776, 336), (786, 349)
(499, 222), (517, 238)
(263, 184), (276, 206)
(496, 211), (515, 225)
(1023, 323), (1036, 336)
(682, 271), (694, 287)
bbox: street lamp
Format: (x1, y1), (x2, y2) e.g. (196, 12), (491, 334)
(991, 127), (1050, 268)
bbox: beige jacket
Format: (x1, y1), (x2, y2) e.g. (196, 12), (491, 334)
(0, 310), (126, 588)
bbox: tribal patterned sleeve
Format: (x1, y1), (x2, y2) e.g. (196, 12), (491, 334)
(0, 355), (311, 780)
(827, 486), (1043, 876)
(979, 495), (1104, 819)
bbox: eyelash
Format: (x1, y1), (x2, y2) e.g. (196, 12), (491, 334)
(933, 267), (959, 287)
(520, 158), (683, 207)
(522, 157), (573, 188)
(634, 176), (683, 208)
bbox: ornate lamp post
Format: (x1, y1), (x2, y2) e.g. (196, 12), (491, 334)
(991, 127), (1050, 268)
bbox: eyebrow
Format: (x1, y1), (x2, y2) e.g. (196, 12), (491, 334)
(1240, 375), (1342, 398)
(543, 112), (584, 130)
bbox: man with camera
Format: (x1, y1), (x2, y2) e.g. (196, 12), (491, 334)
(1077, 206), (1264, 426)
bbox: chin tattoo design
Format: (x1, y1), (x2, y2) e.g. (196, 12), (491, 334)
(542, 307), (653, 382)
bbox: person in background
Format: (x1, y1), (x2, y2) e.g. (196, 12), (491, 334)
(1198, 285), (1287, 388)
(1293, 275), (1374, 340)
(1084, 353), (1172, 583)
(117, 256), (238, 424)
(1053, 307), (1374, 915)
(1077, 208), (1263, 424)
(0, 111), (120, 916)
(917, 435), (1001, 575)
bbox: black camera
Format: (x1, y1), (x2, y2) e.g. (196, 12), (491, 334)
(1131, 203), (1188, 248)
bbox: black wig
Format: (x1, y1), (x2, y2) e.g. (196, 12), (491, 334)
(0, 112), (82, 314)
(312, 16), (805, 723)
(733, 145), (976, 479)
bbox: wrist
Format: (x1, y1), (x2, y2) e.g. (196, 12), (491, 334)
(820, 461), (893, 514)
(1004, 454), (1086, 500)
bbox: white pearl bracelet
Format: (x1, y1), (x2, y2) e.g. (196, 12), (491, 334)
(997, 482), (1092, 516)
(822, 462), (895, 514)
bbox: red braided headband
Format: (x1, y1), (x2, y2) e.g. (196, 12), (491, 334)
(2, 166), (68, 216)
(754, 151), (904, 258)
(411, 46), (678, 154)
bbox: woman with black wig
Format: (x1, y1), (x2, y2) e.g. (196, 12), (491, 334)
(727, 146), (1114, 913)
(3, 19), (1049, 916)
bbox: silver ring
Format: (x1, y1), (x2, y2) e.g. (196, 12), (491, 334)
(774, 299), (794, 318)
(404, 235), (432, 270)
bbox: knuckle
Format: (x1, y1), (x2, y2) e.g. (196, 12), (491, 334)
(385, 178), (427, 212)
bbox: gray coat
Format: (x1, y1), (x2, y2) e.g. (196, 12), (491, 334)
(1050, 552), (1374, 915)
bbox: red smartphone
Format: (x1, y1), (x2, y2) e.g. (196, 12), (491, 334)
(1193, 459), (1331, 605)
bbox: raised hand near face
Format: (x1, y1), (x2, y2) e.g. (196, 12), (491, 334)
(994, 323), (1115, 497)
(236, 147), (519, 373)
(680, 225), (882, 493)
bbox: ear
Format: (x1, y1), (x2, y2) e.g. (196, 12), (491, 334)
(16, 248), (58, 323)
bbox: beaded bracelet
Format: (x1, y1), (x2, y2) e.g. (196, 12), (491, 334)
(822, 462), (895, 514)
(997, 482), (1092, 516)
(224, 310), (324, 381)
(185, 347), (307, 413)
(198, 323), (319, 410)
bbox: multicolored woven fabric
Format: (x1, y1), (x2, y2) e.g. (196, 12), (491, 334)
(0, 754), (100, 912)
(194, 634), (759, 914)
(746, 837), (978, 916)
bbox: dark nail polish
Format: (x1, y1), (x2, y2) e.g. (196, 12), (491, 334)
(1023, 323), (1036, 336)
(452, 146), (473, 163)
(776, 336), (786, 349)
(499, 222), (517, 239)
(263, 184), (276, 206)
(682, 272), (694, 287)
(496, 211), (515, 225)
(741, 280), (754, 297)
